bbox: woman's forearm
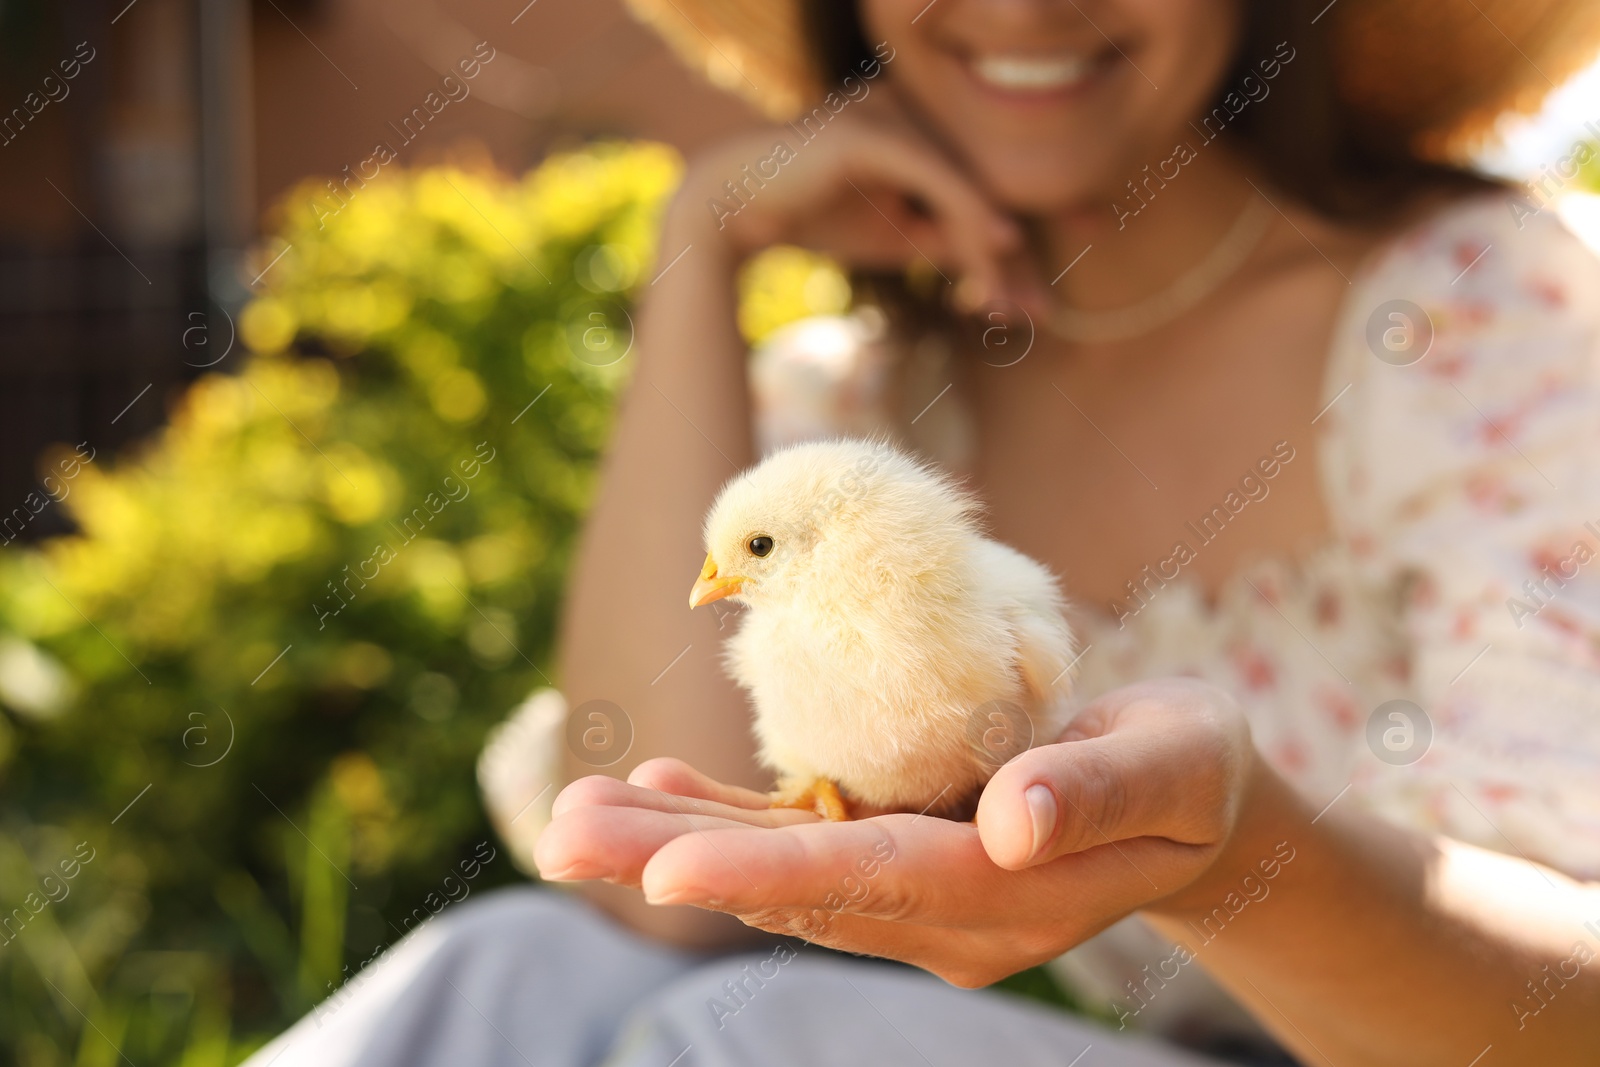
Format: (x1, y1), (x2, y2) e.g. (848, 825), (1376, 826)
(560, 195), (758, 782)
(1145, 758), (1600, 1066)
(557, 193), (770, 944)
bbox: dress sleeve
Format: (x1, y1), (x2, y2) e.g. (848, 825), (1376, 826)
(1325, 196), (1600, 879)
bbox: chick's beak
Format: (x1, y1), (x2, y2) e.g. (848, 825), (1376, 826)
(689, 552), (744, 608)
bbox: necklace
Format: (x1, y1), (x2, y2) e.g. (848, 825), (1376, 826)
(1044, 196), (1276, 344)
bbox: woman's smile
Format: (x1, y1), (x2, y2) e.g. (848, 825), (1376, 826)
(965, 49), (1114, 99)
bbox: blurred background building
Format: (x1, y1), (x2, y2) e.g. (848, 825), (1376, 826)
(0, 0), (759, 536)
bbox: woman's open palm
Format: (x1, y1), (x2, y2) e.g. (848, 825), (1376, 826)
(536, 679), (1261, 987)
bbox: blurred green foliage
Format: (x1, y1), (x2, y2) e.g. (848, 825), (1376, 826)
(0, 140), (852, 1066)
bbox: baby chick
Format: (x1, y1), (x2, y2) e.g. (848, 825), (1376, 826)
(690, 439), (1076, 821)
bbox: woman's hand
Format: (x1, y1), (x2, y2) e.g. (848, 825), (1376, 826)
(666, 88), (1042, 313)
(536, 678), (1265, 987)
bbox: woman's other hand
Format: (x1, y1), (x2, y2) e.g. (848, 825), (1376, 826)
(668, 89), (1037, 313)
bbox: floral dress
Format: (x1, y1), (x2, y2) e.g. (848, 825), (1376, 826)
(744, 191), (1600, 1033)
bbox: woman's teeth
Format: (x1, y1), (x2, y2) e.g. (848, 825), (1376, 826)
(971, 54), (1095, 91)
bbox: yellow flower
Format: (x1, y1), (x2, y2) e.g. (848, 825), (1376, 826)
(241, 297), (299, 354)
(323, 445), (394, 525)
(429, 368), (487, 422)
(738, 246), (852, 344)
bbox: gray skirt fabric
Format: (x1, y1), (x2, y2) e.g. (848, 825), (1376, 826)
(243, 887), (1227, 1067)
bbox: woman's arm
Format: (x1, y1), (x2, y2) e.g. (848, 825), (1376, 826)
(557, 186), (765, 948)
(1145, 756), (1600, 1067)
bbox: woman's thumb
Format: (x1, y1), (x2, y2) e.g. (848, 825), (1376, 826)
(976, 721), (1237, 872)
(974, 739), (1134, 870)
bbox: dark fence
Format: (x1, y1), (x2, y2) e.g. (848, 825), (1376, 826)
(0, 242), (210, 541)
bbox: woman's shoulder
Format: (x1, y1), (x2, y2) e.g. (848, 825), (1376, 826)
(1351, 187), (1600, 325)
(1338, 187), (1600, 407)
(1322, 187), (1600, 538)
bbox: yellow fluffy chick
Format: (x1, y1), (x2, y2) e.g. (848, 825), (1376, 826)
(690, 439), (1077, 821)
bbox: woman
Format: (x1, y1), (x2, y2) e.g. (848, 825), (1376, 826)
(252, 2), (1600, 1065)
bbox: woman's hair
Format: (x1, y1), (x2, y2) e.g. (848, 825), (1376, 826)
(1216, 2), (1503, 219)
(799, 0), (1504, 366)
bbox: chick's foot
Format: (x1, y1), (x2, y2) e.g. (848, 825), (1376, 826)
(770, 777), (852, 821)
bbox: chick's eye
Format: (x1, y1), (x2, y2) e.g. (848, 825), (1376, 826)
(747, 535), (774, 558)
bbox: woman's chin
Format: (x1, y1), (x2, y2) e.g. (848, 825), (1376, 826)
(979, 173), (1115, 221)
(940, 143), (1117, 216)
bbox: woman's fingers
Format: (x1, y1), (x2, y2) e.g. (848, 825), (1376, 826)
(640, 815), (917, 911)
(626, 757), (776, 810)
(995, 247), (1056, 323)
(537, 778), (819, 884)
(640, 811), (1191, 932)
(536, 801), (807, 886)
(635, 810), (1206, 969)
(640, 814), (1051, 927)
(552, 774), (812, 824)
(831, 128), (1021, 308)
(537, 802), (713, 885)
(976, 680), (1252, 870)
(695, 119), (1024, 308)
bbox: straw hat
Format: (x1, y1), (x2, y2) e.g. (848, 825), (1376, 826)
(623, 0), (1600, 158)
